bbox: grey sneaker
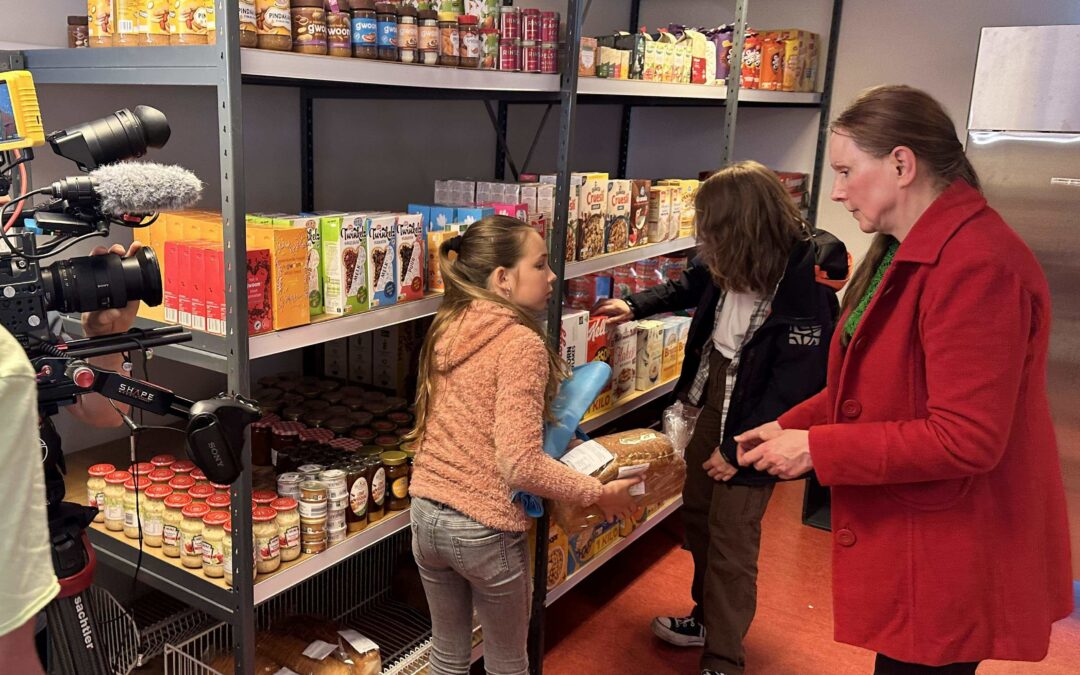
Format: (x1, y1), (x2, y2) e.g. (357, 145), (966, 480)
(650, 615), (706, 647)
(701, 670), (726, 675)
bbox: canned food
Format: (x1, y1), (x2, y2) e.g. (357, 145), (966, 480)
(499, 6), (520, 40)
(499, 38), (520, 71)
(522, 40), (540, 73)
(541, 42), (558, 74)
(522, 9), (540, 42)
(540, 11), (559, 43)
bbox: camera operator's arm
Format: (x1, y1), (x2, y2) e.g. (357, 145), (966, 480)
(67, 242), (144, 428)
(0, 327), (58, 675)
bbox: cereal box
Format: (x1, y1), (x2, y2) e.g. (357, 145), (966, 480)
(427, 226), (461, 293)
(248, 226), (310, 331)
(366, 214), (399, 309)
(564, 183), (579, 263)
(322, 338), (349, 380)
(406, 204), (431, 232)
(802, 32), (819, 92)
(635, 319), (664, 391)
(741, 31), (762, 89)
(490, 203), (529, 221)
(610, 320), (638, 402)
(667, 186), (683, 240)
(660, 317), (682, 383)
(430, 205), (457, 231)
(578, 178), (607, 260)
(273, 216), (323, 317)
(245, 248), (274, 336)
(584, 317), (614, 418)
(321, 213), (369, 316)
(647, 186), (672, 243)
(630, 179), (651, 247)
(543, 309), (588, 370)
(605, 180), (631, 254)
(455, 206), (494, 227)
(396, 213), (425, 303)
(674, 316), (691, 371)
(781, 30), (805, 92)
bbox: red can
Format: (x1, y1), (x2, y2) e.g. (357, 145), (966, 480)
(541, 42), (558, 74)
(540, 11), (559, 43)
(499, 38), (520, 72)
(522, 40), (540, 73)
(499, 6), (520, 40)
(522, 9), (541, 42)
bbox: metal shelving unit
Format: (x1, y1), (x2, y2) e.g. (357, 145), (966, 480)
(13, 0), (843, 673)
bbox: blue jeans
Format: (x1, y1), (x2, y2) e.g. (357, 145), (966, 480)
(410, 497), (532, 675)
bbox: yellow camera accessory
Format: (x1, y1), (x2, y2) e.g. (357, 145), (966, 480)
(0, 71), (45, 152)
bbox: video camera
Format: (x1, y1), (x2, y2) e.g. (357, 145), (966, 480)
(0, 70), (259, 486)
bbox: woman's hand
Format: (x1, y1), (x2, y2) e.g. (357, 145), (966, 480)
(733, 421), (783, 454)
(592, 298), (634, 324)
(737, 429), (813, 480)
(703, 448), (738, 482)
(595, 476), (643, 522)
(81, 242), (144, 337)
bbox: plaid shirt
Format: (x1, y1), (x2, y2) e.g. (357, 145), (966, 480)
(687, 292), (774, 434)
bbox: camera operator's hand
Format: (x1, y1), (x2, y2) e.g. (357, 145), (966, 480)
(81, 242), (144, 337)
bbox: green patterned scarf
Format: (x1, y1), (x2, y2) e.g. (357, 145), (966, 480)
(844, 238), (900, 339)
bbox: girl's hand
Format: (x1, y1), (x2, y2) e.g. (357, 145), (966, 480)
(595, 477), (642, 522)
(592, 299), (634, 324)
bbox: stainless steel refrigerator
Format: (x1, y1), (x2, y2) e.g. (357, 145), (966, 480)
(965, 24), (1080, 577)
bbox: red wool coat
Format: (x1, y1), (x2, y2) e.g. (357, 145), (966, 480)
(779, 181), (1073, 665)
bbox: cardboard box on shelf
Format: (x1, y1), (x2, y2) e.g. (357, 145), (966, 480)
(630, 179), (651, 248)
(673, 316), (691, 371)
(396, 213), (425, 303)
(780, 30), (806, 92)
(760, 32), (786, 91)
(584, 317), (614, 418)
(455, 206), (494, 228)
(366, 214), (399, 309)
(802, 32), (819, 92)
(177, 242), (194, 329)
(204, 244), (225, 337)
(578, 178), (607, 261)
(635, 319), (664, 391)
(321, 213), (369, 316)
(610, 320), (638, 402)
(189, 244), (208, 332)
(647, 186), (672, 243)
(273, 215), (323, 317)
(247, 226), (310, 331)
(163, 240), (180, 324)
(605, 180), (632, 254)
(565, 183), (580, 263)
(323, 338), (349, 380)
(371, 319), (429, 397)
(545, 309), (588, 370)
(245, 248), (274, 336)
(579, 37), (598, 77)
(567, 519), (621, 575)
(660, 317), (682, 383)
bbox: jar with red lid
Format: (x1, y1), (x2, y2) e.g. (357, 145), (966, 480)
(206, 493), (231, 512)
(253, 507), (282, 573)
(190, 468), (209, 486)
(499, 38), (520, 71)
(142, 484), (173, 548)
(163, 494), (193, 558)
(371, 419), (397, 435)
(541, 42), (558, 74)
(87, 463), (115, 524)
(522, 40), (540, 73)
(458, 14), (480, 68)
(387, 411), (414, 429)
(128, 462), (154, 477)
(211, 482), (231, 495)
(348, 410), (374, 426)
(103, 470), (132, 532)
(252, 490), (278, 508)
(250, 420), (272, 466)
(272, 497), (301, 562)
(188, 484), (215, 506)
(168, 474), (196, 496)
(521, 8), (540, 42)
(324, 405), (351, 418)
(180, 503), (211, 569)
(375, 435), (400, 453)
(148, 468), (175, 486)
(122, 476), (153, 540)
(150, 454), (176, 469)
(351, 427), (377, 444)
(172, 460), (197, 476)
(540, 11), (559, 43)
(201, 510), (230, 578)
(271, 422), (303, 469)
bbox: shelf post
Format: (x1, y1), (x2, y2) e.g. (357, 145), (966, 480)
(808, 0), (844, 225)
(301, 90), (315, 213)
(494, 101), (509, 179)
(214, 2), (255, 674)
(720, 0), (749, 166)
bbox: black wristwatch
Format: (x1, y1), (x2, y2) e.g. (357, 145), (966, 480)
(623, 295), (639, 319)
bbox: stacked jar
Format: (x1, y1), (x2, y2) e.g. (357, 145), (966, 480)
(326, 0), (353, 56)
(277, 471), (303, 499)
(143, 484), (173, 547)
(223, 518), (258, 588)
(540, 10), (559, 74)
(418, 9), (438, 65)
(299, 480), (328, 554)
(239, 0), (259, 47)
(253, 506), (282, 573)
(367, 456), (387, 523)
(292, 0), (327, 55)
(397, 4), (418, 63)
(122, 475), (152, 539)
(272, 497), (302, 562)
(498, 5), (520, 72)
(257, 0), (292, 50)
(180, 502), (211, 569)
(87, 463), (115, 523)
(320, 468), (349, 545)
(350, 0), (377, 58)
(201, 510), (230, 578)
(170, 0), (215, 45)
(162, 493), (193, 558)
(375, 3), (397, 61)
(103, 470), (132, 532)
(381, 451), (410, 511)
(346, 459), (369, 533)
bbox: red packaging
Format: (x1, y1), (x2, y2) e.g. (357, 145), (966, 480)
(522, 9), (540, 42)
(632, 258), (662, 292)
(613, 265), (634, 298)
(499, 38), (520, 71)
(540, 42), (558, 74)
(189, 243), (208, 332)
(500, 6), (520, 40)
(205, 245), (226, 336)
(247, 248), (274, 336)
(522, 40), (540, 73)
(659, 254), (689, 282)
(741, 31), (762, 89)
(163, 240), (180, 324)
(540, 11), (559, 43)
(584, 316), (614, 417)
(565, 273), (612, 311)
(489, 202), (528, 220)
(177, 242), (193, 328)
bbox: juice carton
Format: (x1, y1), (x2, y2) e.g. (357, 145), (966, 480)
(635, 319), (664, 391)
(273, 215), (323, 316)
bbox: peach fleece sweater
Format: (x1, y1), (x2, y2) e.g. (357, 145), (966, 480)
(409, 301), (603, 532)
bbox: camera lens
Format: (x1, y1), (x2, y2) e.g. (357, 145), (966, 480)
(41, 246), (163, 315)
(48, 106), (171, 171)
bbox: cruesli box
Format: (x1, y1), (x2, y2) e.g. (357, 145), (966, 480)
(273, 215), (323, 317)
(584, 317), (614, 418)
(578, 178), (607, 260)
(396, 212), (425, 303)
(630, 179), (651, 247)
(321, 213), (369, 316)
(366, 214), (399, 309)
(605, 180), (631, 254)
(610, 320), (638, 402)
(564, 183), (580, 263)
(635, 319), (664, 391)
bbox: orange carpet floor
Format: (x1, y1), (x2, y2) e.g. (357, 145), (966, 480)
(543, 481), (1080, 675)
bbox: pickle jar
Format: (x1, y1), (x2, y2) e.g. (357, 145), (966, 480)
(437, 12), (459, 67)
(168, 474), (196, 496)
(380, 451), (410, 511)
(142, 484), (173, 548)
(211, 482), (231, 495)
(128, 462), (154, 478)
(253, 506), (282, 573)
(239, 0), (259, 48)
(397, 5), (418, 63)
(162, 493), (193, 558)
(103, 470), (132, 532)
(272, 497), (301, 562)
(171, 460), (196, 476)
(122, 476), (152, 539)
(200, 510), (229, 578)
(87, 463), (114, 524)
(367, 457), (387, 523)
(148, 468), (175, 486)
(206, 493), (231, 512)
(180, 502), (211, 569)
(252, 489), (278, 509)
(190, 468), (209, 486)
(256, 0), (292, 51)
(150, 454), (177, 470)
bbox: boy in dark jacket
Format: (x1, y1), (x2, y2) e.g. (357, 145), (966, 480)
(595, 161), (848, 675)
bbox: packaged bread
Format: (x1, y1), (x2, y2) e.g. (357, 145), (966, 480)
(553, 429), (686, 533)
(253, 615), (381, 675)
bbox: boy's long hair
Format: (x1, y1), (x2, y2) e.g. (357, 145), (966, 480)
(404, 216), (567, 445)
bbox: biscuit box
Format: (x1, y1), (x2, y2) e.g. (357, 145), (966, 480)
(366, 214), (399, 309)
(321, 213), (370, 316)
(396, 213), (425, 303)
(635, 319), (665, 391)
(584, 317), (615, 419)
(647, 186), (672, 243)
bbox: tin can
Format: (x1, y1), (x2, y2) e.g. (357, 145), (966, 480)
(540, 11), (559, 43)
(522, 40), (540, 74)
(480, 28), (499, 70)
(499, 38), (520, 72)
(522, 9), (541, 42)
(541, 42), (558, 74)
(499, 6), (520, 40)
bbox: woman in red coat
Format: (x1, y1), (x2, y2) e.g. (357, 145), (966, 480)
(737, 85), (1073, 674)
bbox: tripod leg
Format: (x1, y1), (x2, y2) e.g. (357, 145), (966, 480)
(45, 593), (111, 675)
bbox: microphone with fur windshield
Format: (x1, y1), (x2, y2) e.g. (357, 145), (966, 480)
(49, 162), (204, 218)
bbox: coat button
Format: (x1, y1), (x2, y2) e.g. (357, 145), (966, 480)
(841, 399), (862, 418)
(836, 528), (857, 547)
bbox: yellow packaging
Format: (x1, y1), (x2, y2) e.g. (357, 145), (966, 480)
(801, 32), (819, 92)
(164, 210), (187, 243)
(88, 0), (115, 46)
(427, 227), (461, 293)
(248, 226), (310, 331)
(137, 213), (167, 322)
(171, 0), (212, 43)
(642, 38), (660, 82)
(114, 0), (143, 45)
(567, 520), (621, 574)
(144, 0), (172, 41)
(778, 29), (806, 92)
(660, 317), (681, 383)
(647, 186), (672, 243)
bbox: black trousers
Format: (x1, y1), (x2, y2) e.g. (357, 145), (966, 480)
(875, 654), (980, 674)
